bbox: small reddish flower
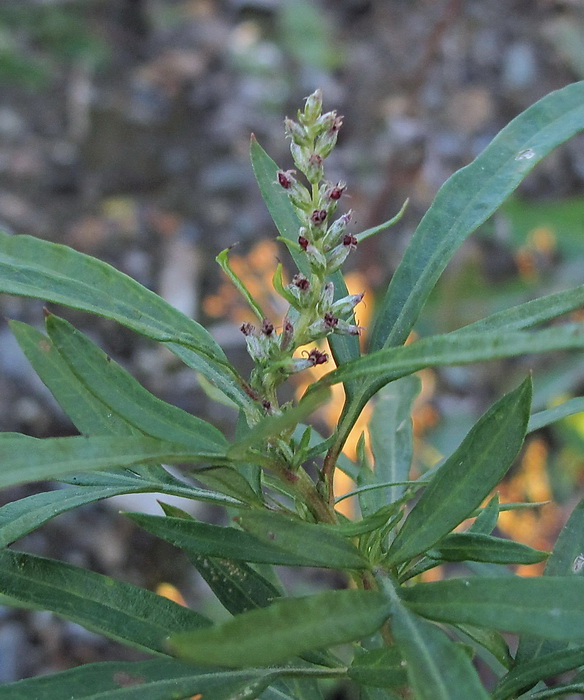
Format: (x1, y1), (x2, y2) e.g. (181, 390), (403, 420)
(310, 209), (327, 225)
(306, 348), (328, 366)
(240, 322), (255, 336)
(343, 234), (358, 249)
(298, 235), (309, 251)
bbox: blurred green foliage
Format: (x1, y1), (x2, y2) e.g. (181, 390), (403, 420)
(0, 0), (109, 89)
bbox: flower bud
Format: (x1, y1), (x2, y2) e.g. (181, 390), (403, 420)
(280, 319), (295, 351)
(334, 320), (364, 336)
(325, 242), (352, 273)
(321, 281), (335, 307)
(300, 90), (323, 126)
(323, 210), (352, 248)
(315, 115), (343, 158)
(331, 291), (364, 317)
(305, 153), (324, 182)
(310, 209), (327, 226)
(284, 118), (310, 147)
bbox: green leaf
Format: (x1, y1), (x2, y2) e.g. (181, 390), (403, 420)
(168, 589), (390, 667)
(370, 80), (584, 352)
(492, 645), (584, 700)
(0, 660), (276, 700)
(528, 396), (584, 432)
(386, 378), (531, 566)
(319, 325), (582, 466)
(516, 496), (584, 664)
(360, 376), (420, 514)
(359, 688), (402, 700)
(355, 199), (409, 243)
(347, 647), (408, 689)
(44, 314), (228, 454)
(402, 576), (584, 640)
(216, 247), (266, 321)
(236, 510), (369, 570)
(451, 283), (584, 336)
(381, 579), (489, 700)
(0, 659), (275, 700)
(469, 494), (500, 535)
(526, 684), (584, 699)
(427, 533), (548, 565)
(195, 466), (264, 507)
(0, 549), (210, 655)
(189, 553), (281, 615)
(319, 326), (584, 390)
(0, 434), (225, 489)
(453, 623), (512, 670)
(10, 320), (200, 487)
(0, 231), (254, 413)
(0, 485), (150, 548)
(126, 513), (357, 568)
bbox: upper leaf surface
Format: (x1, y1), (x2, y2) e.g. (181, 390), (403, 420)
(0, 231), (254, 412)
(0, 549), (210, 655)
(370, 80), (584, 351)
(0, 659), (274, 700)
(169, 589), (390, 667)
(386, 378), (531, 565)
(402, 576), (584, 640)
(45, 314), (227, 454)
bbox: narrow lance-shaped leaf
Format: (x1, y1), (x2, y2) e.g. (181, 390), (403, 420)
(370, 80), (584, 352)
(318, 324), (582, 470)
(157, 501), (282, 617)
(347, 647), (408, 689)
(127, 512), (364, 568)
(45, 314), (228, 454)
(427, 532), (548, 566)
(492, 645), (584, 700)
(9, 320), (192, 487)
(402, 576), (584, 641)
(379, 577), (489, 700)
(361, 375), (419, 514)
(515, 496), (584, 665)
(0, 230), (255, 413)
(236, 510), (369, 570)
(528, 396), (584, 433)
(0, 660), (277, 700)
(451, 283), (584, 336)
(0, 434), (227, 490)
(386, 378), (531, 566)
(168, 589), (391, 667)
(0, 549), (210, 655)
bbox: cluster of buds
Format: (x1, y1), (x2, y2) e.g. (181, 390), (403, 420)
(241, 90), (365, 406)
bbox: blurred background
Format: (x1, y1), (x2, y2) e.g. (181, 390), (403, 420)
(0, 0), (583, 693)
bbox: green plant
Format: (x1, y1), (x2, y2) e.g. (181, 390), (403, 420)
(0, 85), (583, 699)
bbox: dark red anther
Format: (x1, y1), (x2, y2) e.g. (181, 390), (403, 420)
(292, 273), (310, 290)
(310, 209), (327, 225)
(240, 322), (255, 336)
(308, 153), (323, 167)
(342, 234), (358, 249)
(262, 400), (272, 412)
(324, 312), (339, 329)
(331, 115), (343, 132)
(329, 183), (346, 200)
(298, 235), (309, 251)
(261, 319), (274, 336)
(307, 348), (328, 365)
(277, 169), (294, 189)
